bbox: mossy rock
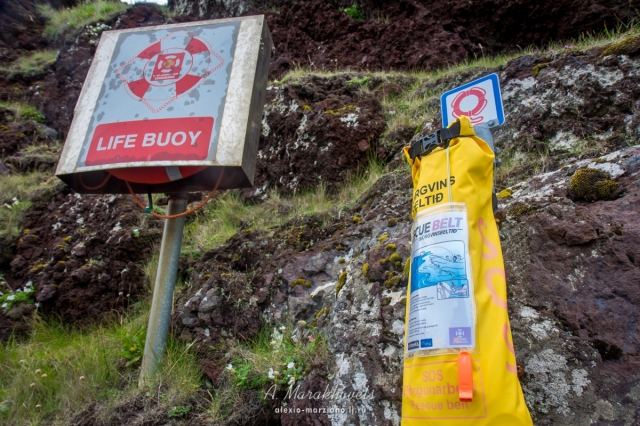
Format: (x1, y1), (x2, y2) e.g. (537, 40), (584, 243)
(362, 263), (370, 281)
(335, 271), (347, 295)
(601, 35), (640, 57)
(508, 203), (536, 220)
(496, 188), (513, 199)
(532, 62), (551, 77)
(290, 278), (305, 288)
(567, 168), (620, 202)
(403, 258), (411, 277)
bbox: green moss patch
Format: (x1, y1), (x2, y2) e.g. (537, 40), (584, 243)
(567, 168), (620, 201)
(508, 203), (536, 220)
(601, 34), (640, 57)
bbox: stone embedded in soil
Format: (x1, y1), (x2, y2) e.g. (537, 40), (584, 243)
(2, 188), (162, 334)
(242, 76), (387, 199)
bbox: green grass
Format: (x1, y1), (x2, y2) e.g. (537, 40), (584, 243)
(181, 157), (386, 255)
(544, 21), (640, 53)
(208, 325), (329, 422)
(0, 304), (201, 425)
(340, 3), (365, 21)
(0, 101), (45, 124)
(0, 50), (58, 75)
(37, 0), (128, 41)
(0, 172), (57, 240)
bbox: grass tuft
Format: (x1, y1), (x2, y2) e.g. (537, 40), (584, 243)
(0, 304), (201, 425)
(0, 172), (58, 240)
(182, 157), (386, 255)
(0, 101), (46, 123)
(0, 50), (58, 75)
(37, 0), (127, 41)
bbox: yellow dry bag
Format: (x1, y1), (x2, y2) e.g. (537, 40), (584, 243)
(402, 116), (532, 425)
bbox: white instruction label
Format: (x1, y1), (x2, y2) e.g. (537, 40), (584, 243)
(407, 203), (475, 353)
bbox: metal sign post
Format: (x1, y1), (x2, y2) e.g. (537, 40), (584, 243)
(138, 196), (187, 387)
(55, 16), (272, 387)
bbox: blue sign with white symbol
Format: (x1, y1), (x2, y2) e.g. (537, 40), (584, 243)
(440, 73), (504, 128)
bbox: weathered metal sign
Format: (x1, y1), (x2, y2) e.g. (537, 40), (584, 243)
(56, 16), (272, 194)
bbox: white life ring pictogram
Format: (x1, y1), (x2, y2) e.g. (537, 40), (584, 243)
(115, 29), (225, 114)
(451, 87), (488, 124)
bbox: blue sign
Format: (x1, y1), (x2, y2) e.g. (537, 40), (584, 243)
(440, 73), (504, 128)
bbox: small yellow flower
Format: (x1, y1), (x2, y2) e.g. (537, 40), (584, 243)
(79, 376), (86, 381)
(30, 383), (36, 388)
(41, 374), (47, 378)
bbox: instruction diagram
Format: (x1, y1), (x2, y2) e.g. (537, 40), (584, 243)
(407, 205), (475, 352)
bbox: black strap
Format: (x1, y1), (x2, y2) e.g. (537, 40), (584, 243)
(408, 121), (463, 160)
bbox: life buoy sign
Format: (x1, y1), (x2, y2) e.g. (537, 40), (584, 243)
(83, 29), (227, 184)
(451, 88), (488, 124)
(116, 30), (225, 113)
(440, 74), (504, 128)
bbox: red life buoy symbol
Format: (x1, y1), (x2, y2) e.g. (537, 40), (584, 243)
(115, 30), (225, 114)
(104, 30), (224, 185)
(451, 87), (488, 124)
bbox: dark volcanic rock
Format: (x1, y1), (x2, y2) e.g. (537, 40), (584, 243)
(243, 75), (386, 199)
(173, 0), (640, 78)
(5, 188), (162, 328)
(500, 146), (640, 423)
(0, 0), (48, 66)
(265, 0), (469, 78)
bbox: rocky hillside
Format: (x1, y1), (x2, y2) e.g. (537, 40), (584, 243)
(1, 0), (639, 424)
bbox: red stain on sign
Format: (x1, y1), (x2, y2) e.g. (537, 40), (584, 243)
(451, 87), (488, 124)
(85, 117), (213, 166)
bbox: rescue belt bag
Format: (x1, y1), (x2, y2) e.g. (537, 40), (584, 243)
(401, 116), (532, 425)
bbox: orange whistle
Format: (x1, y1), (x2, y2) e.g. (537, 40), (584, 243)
(458, 351), (473, 402)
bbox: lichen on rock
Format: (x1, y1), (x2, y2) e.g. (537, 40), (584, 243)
(567, 168), (620, 201)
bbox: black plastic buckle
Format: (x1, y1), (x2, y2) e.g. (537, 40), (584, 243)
(409, 121), (461, 161)
(421, 130), (443, 154)
(409, 130), (446, 160)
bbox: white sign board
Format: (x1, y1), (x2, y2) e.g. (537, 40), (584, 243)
(440, 73), (504, 128)
(56, 16), (272, 194)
